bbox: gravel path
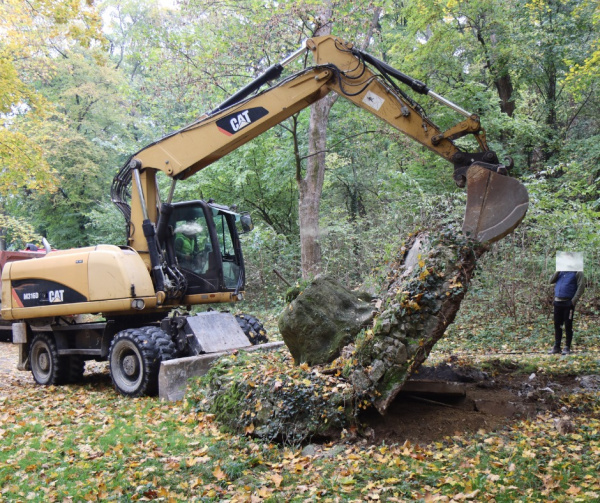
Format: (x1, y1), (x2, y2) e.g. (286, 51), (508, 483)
(0, 342), (34, 399)
(0, 342), (22, 376)
(0, 342), (111, 399)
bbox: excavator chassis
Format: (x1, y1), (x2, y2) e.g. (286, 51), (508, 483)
(8, 311), (280, 399)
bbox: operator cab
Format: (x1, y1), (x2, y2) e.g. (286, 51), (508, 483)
(167, 201), (252, 295)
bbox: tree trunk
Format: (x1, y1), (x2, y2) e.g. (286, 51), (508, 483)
(296, 1), (334, 279)
(542, 59), (558, 160)
(494, 73), (515, 117)
(476, 28), (515, 118)
(298, 95), (334, 278)
(297, 4), (381, 278)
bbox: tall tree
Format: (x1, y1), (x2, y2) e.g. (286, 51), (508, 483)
(0, 0), (103, 249)
(517, 0), (597, 160)
(297, 2), (335, 278)
(296, 4), (383, 278)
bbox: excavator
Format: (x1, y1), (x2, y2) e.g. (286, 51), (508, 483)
(0, 35), (528, 398)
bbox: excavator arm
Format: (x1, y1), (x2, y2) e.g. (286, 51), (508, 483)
(112, 35), (528, 297)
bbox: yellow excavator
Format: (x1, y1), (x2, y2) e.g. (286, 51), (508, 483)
(1, 36), (528, 397)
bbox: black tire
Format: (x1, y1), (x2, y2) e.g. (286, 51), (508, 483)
(65, 356), (85, 384)
(108, 326), (176, 397)
(234, 314), (268, 345)
(30, 333), (67, 385)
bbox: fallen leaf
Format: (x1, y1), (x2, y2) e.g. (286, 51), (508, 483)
(271, 473), (283, 488)
(213, 466), (226, 481)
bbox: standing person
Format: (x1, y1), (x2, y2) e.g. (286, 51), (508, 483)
(549, 270), (585, 355)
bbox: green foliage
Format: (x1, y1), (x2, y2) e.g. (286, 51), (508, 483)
(0, 214), (41, 250)
(0, 0), (598, 327)
(85, 202), (128, 245)
(0, 49), (57, 211)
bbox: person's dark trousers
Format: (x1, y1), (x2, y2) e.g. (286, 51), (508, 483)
(553, 303), (574, 349)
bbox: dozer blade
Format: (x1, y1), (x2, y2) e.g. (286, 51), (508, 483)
(463, 164), (529, 243)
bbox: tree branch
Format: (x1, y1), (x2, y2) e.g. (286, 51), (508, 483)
(298, 130), (379, 162)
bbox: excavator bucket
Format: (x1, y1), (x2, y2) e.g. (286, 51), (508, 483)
(462, 164), (529, 243)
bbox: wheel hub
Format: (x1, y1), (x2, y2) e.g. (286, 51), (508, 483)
(38, 352), (50, 372)
(122, 355), (138, 376)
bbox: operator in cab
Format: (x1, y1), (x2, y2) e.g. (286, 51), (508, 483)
(174, 221), (204, 271)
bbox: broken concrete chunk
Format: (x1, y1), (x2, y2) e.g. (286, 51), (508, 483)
(369, 359), (386, 382)
(356, 230), (487, 413)
(279, 227), (487, 415)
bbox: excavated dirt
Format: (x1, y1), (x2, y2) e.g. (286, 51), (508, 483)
(0, 342), (588, 445)
(360, 362), (583, 445)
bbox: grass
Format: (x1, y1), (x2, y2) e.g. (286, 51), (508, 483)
(0, 311), (599, 501)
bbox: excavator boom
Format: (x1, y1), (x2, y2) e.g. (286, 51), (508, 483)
(117, 35), (527, 248)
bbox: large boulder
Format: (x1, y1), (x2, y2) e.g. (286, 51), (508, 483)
(189, 226), (489, 441)
(348, 229), (487, 413)
(278, 275), (374, 365)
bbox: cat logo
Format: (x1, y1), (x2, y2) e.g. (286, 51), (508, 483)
(216, 107), (269, 136)
(230, 111), (252, 132)
(49, 289), (65, 303)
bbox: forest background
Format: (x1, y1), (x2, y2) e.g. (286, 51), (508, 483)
(1, 0), (599, 341)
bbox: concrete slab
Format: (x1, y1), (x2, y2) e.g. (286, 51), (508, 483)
(400, 379), (466, 397)
(158, 341), (285, 401)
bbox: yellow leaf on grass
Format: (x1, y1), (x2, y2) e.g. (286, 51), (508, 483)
(271, 473), (283, 488)
(213, 466), (226, 480)
(258, 487), (272, 498)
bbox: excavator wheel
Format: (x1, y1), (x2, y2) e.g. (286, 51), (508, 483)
(234, 314), (268, 345)
(30, 333), (69, 385)
(109, 326), (177, 397)
(65, 356), (85, 384)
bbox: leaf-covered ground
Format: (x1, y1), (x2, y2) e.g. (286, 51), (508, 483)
(1, 317), (599, 502)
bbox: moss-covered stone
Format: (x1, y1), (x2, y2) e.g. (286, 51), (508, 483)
(188, 225), (487, 442)
(350, 228), (487, 413)
(187, 350), (355, 444)
(278, 275), (374, 365)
